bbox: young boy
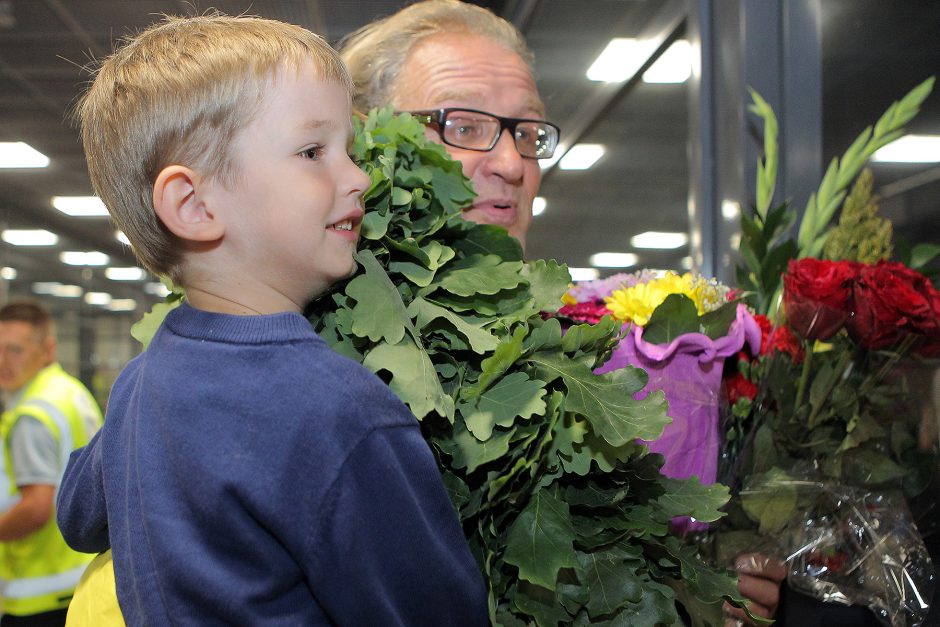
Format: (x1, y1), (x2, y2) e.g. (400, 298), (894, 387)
(56, 14), (488, 625)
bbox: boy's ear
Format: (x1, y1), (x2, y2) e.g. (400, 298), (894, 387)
(152, 165), (225, 242)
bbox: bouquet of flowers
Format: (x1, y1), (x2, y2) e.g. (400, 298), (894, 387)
(714, 77), (940, 626)
(558, 271), (760, 535)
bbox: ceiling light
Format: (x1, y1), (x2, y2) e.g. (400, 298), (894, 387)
(586, 38), (654, 83)
(115, 231), (131, 246)
(871, 134), (940, 162)
(642, 40), (692, 83)
(53, 196), (109, 217)
(1, 267), (16, 280)
(559, 144), (605, 170)
(0, 142), (50, 168)
(568, 267), (600, 281)
(84, 292), (112, 306)
(630, 231), (689, 249)
(32, 282), (60, 295)
(108, 299), (137, 312)
(721, 200), (741, 220)
(106, 267), (145, 281)
(60, 251), (110, 266)
(589, 252), (639, 267)
(532, 197), (547, 217)
(50, 284), (83, 298)
(2, 229), (59, 246)
(680, 256), (693, 270)
(144, 282), (171, 297)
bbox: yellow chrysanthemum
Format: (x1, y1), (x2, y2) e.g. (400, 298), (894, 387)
(603, 271), (730, 325)
(561, 290), (578, 306)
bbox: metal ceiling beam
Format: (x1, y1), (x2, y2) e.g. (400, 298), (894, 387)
(42, 0), (107, 60)
(540, 0), (687, 180)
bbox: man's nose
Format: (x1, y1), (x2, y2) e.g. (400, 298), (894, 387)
(484, 129), (526, 181)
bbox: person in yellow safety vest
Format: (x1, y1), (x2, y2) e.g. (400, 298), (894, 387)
(0, 301), (102, 627)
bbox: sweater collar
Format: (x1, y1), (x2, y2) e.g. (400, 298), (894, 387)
(162, 301), (317, 345)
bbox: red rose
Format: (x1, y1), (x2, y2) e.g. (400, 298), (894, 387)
(726, 372), (759, 405)
(783, 258), (860, 341)
(847, 261), (939, 349)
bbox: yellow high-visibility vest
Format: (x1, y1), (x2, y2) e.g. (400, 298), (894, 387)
(0, 363), (103, 616)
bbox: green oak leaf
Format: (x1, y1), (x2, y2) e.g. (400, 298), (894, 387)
(466, 324), (527, 397)
(503, 489), (578, 589)
(527, 351), (670, 446)
(436, 254), (525, 296)
(577, 548), (645, 618)
(521, 259), (571, 313)
(654, 477), (729, 523)
(362, 338), (454, 422)
(452, 224), (524, 261)
(130, 298), (181, 348)
(450, 420), (513, 472)
(408, 297), (498, 354)
(346, 250), (414, 344)
(461, 371), (547, 440)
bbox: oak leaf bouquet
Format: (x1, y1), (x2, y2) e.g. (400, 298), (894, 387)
(306, 108), (752, 626)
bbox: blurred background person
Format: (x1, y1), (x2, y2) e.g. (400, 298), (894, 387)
(0, 301), (102, 626)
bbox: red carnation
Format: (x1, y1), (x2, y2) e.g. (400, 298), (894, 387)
(766, 324), (805, 363)
(783, 258), (859, 341)
(726, 372), (759, 405)
(557, 300), (610, 325)
(847, 260), (940, 349)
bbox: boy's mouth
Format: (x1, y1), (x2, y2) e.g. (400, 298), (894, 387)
(330, 219), (353, 231)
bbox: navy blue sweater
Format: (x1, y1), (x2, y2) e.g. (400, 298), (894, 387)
(57, 303), (488, 626)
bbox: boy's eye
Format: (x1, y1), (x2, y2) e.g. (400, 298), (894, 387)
(300, 146), (323, 160)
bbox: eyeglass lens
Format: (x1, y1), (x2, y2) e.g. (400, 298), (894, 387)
(441, 111), (557, 158)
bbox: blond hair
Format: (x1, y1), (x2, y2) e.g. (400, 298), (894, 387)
(339, 0), (533, 113)
(77, 13), (352, 284)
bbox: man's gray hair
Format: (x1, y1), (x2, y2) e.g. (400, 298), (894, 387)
(339, 0), (534, 113)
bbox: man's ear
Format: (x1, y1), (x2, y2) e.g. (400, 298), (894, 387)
(153, 165), (225, 242)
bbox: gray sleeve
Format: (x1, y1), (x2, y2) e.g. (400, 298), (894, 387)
(9, 416), (60, 486)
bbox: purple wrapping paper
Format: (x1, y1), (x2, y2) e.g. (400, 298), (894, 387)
(595, 304), (761, 532)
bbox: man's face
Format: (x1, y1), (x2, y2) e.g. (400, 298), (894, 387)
(392, 32), (544, 249)
(0, 321), (54, 392)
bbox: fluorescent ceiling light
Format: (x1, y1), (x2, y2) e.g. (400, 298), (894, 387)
(586, 38), (654, 83)
(532, 197), (547, 217)
(51, 284), (83, 298)
(0, 142), (50, 168)
(106, 266), (145, 281)
(32, 282), (60, 295)
(630, 231), (689, 249)
(871, 134), (940, 163)
(60, 251), (110, 266)
(680, 256), (693, 270)
(84, 292), (112, 306)
(589, 252), (639, 268)
(52, 196), (109, 217)
(568, 267), (600, 281)
(2, 229), (59, 246)
(144, 282), (171, 297)
(559, 144), (605, 170)
(108, 298), (137, 312)
(1, 267), (16, 280)
(642, 40), (692, 83)
(115, 231), (131, 246)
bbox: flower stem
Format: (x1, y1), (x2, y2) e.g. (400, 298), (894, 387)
(793, 340), (813, 414)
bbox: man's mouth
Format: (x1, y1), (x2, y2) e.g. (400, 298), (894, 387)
(465, 200), (517, 227)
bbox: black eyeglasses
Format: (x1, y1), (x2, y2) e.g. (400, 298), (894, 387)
(409, 108), (560, 159)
